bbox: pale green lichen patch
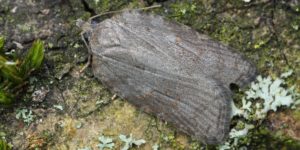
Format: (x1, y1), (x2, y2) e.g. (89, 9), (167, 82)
(1, 0), (300, 149)
(97, 135), (115, 150)
(12, 100), (181, 149)
(232, 72), (298, 120)
(166, 1), (299, 147)
(119, 134), (146, 150)
(222, 69), (299, 149)
(7, 65), (190, 149)
(15, 108), (35, 125)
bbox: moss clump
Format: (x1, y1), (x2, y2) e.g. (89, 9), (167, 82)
(166, 0), (300, 149)
(0, 139), (12, 150)
(0, 38), (44, 105)
(246, 127), (300, 149)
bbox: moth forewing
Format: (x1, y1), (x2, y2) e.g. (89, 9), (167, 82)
(114, 11), (257, 88)
(83, 10), (257, 144)
(92, 55), (231, 144)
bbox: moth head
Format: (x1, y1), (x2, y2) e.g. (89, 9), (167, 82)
(76, 19), (92, 32)
(75, 19), (85, 28)
(76, 19), (94, 40)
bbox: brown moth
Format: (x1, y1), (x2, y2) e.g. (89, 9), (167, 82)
(78, 9), (256, 144)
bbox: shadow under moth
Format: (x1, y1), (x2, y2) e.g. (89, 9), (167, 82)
(78, 9), (257, 144)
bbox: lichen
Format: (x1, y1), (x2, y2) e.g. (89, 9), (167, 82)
(1, 0), (300, 149)
(119, 134), (146, 150)
(98, 136), (115, 150)
(223, 70), (299, 149)
(232, 70), (298, 120)
(15, 108), (35, 125)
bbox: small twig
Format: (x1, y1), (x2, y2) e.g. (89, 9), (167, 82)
(88, 4), (162, 23)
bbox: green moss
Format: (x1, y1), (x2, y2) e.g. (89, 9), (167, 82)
(27, 130), (55, 149)
(0, 139), (12, 150)
(86, 0), (142, 14)
(247, 127), (300, 149)
(168, 2), (197, 22)
(1, 0), (298, 149)
(0, 39), (44, 105)
(292, 109), (300, 121)
(166, 0), (300, 148)
(167, 0), (299, 79)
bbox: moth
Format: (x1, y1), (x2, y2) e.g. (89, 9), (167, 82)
(78, 8), (257, 144)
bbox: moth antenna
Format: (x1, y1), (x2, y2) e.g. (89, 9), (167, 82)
(88, 4), (161, 23)
(75, 18), (93, 73)
(76, 18), (93, 52)
(80, 32), (91, 52)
